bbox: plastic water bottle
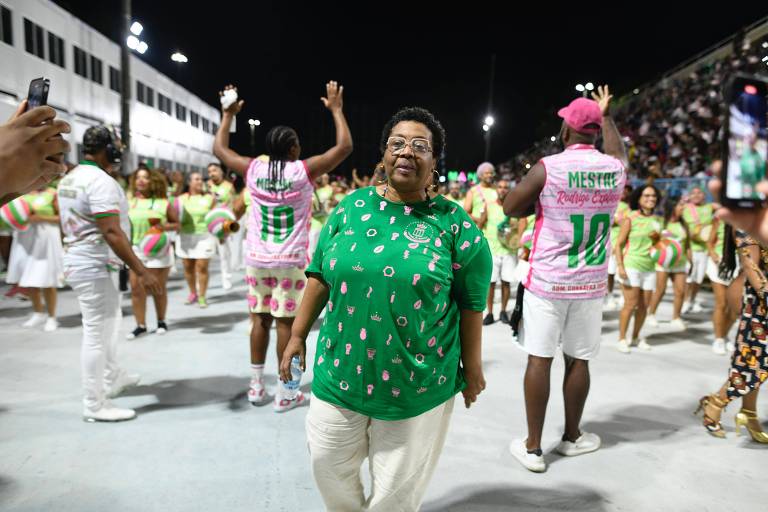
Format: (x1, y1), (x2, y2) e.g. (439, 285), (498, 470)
(284, 356), (302, 400)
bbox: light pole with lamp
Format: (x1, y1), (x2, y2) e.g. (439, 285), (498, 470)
(120, 4), (149, 172)
(483, 115), (495, 162)
(575, 82), (594, 98)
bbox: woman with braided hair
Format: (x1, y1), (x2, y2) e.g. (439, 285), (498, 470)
(214, 81), (352, 412)
(696, 225), (768, 443)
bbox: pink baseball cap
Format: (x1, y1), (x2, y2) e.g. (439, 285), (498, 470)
(558, 98), (602, 134)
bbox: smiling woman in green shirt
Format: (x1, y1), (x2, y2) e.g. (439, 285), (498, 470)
(280, 107), (492, 511)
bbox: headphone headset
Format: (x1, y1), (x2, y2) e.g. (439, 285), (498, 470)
(102, 125), (123, 165)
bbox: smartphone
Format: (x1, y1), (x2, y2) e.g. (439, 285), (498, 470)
(26, 77), (50, 110)
(721, 74), (768, 208)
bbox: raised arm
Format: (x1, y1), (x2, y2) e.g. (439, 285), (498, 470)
(503, 163), (545, 218)
(304, 81), (353, 180)
(592, 85), (628, 167)
(213, 85), (252, 175)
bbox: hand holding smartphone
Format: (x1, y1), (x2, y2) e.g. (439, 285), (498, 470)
(26, 77), (50, 111)
(721, 74), (768, 209)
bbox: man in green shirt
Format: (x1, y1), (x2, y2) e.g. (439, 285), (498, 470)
(207, 162), (236, 290)
(443, 181), (465, 207)
(740, 137), (767, 200)
(481, 179), (517, 325)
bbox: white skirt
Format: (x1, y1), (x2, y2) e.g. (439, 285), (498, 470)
(132, 246), (172, 269)
(6, 223), (64, 288)
(176, 233), (217, 260)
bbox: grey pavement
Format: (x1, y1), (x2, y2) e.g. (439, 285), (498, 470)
(0, 263), (765, 512)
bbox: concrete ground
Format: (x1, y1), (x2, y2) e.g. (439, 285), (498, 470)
(0, 263), (765, 512)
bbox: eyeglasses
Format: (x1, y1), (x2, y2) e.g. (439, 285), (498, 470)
(386, 136), (432, 155)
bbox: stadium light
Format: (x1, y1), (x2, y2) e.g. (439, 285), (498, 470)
(137, 41), (148, 54)
(130, 21), (143, 36)
(575, 84), (585, 92)
(171, 52), (188, 63)
(484, 115), (495, 127)
(585, 82), (594, 91)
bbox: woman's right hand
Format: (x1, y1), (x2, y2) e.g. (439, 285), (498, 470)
(618, 267), (628, 281)
(279, 335), (307, 383)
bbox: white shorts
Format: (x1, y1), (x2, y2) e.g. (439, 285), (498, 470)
(607, 250), (617, 276)
(706, 257), (738, 286)
(517, 290), (603, 360)
(655, 263), (687, 274)
(491, 254), (517, 284)
(687, 251), (708, 285)
(132, 246), (172, 269)
(620, 269), (656, 291)
(176, 233), (217, 260)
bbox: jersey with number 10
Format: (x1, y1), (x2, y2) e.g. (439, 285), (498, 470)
(245, 159), (313, 268)
(525, 144), (626, 300)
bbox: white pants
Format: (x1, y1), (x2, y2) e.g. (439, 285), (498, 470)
(70, 274), (123, 411)
(306, 396), (455, 512)
(217, 237), (233, 281)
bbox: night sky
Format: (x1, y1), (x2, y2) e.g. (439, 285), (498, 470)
(53, 1), (768, 177)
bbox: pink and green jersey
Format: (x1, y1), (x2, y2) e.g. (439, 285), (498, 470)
(245, 158), (314, 268)
(525, 144), (626, 299)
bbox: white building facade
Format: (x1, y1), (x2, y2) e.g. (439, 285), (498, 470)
(0, 0), (219, 173)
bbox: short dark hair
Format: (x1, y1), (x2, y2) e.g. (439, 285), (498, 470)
(629, 184), (661, 211)
(380, 107), (445, 157)
(83, 126), (112, 155)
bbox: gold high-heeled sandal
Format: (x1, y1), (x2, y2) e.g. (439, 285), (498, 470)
(694, 394), (727, 438)
(735, 408), (768, 444)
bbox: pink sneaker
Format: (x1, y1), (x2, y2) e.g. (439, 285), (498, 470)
(184, 293), (198, 305)
(247, 380), (269, 406)
(273, 391), (309, 413)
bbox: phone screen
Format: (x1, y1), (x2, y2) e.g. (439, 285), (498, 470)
(26, 78), (50, 110)
(724, 76), (768, 204)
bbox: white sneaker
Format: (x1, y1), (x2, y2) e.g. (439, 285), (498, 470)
(509, 439), (546, 473)
(22, 312), (47, 328)
(273, 391), (308, 413)
(681, 302), (692, 315)
(712, 338), (727, 355)
(555, 432), (601, 457)
(726, 340), (736, 353)
(248, 380), (269, 405)
(617, 339), (631, 354)
(646, 314), (659, 328)
(691, 302), (704, 314)
(83, 400), (136, 422)
(636, 338), (652, 351)
(43, 317), (59, 332)
(604, 296), (618, 311)
(670, 318), (687, 331)
(222, 278), (233, 291)
(105, 371), (141, 399)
